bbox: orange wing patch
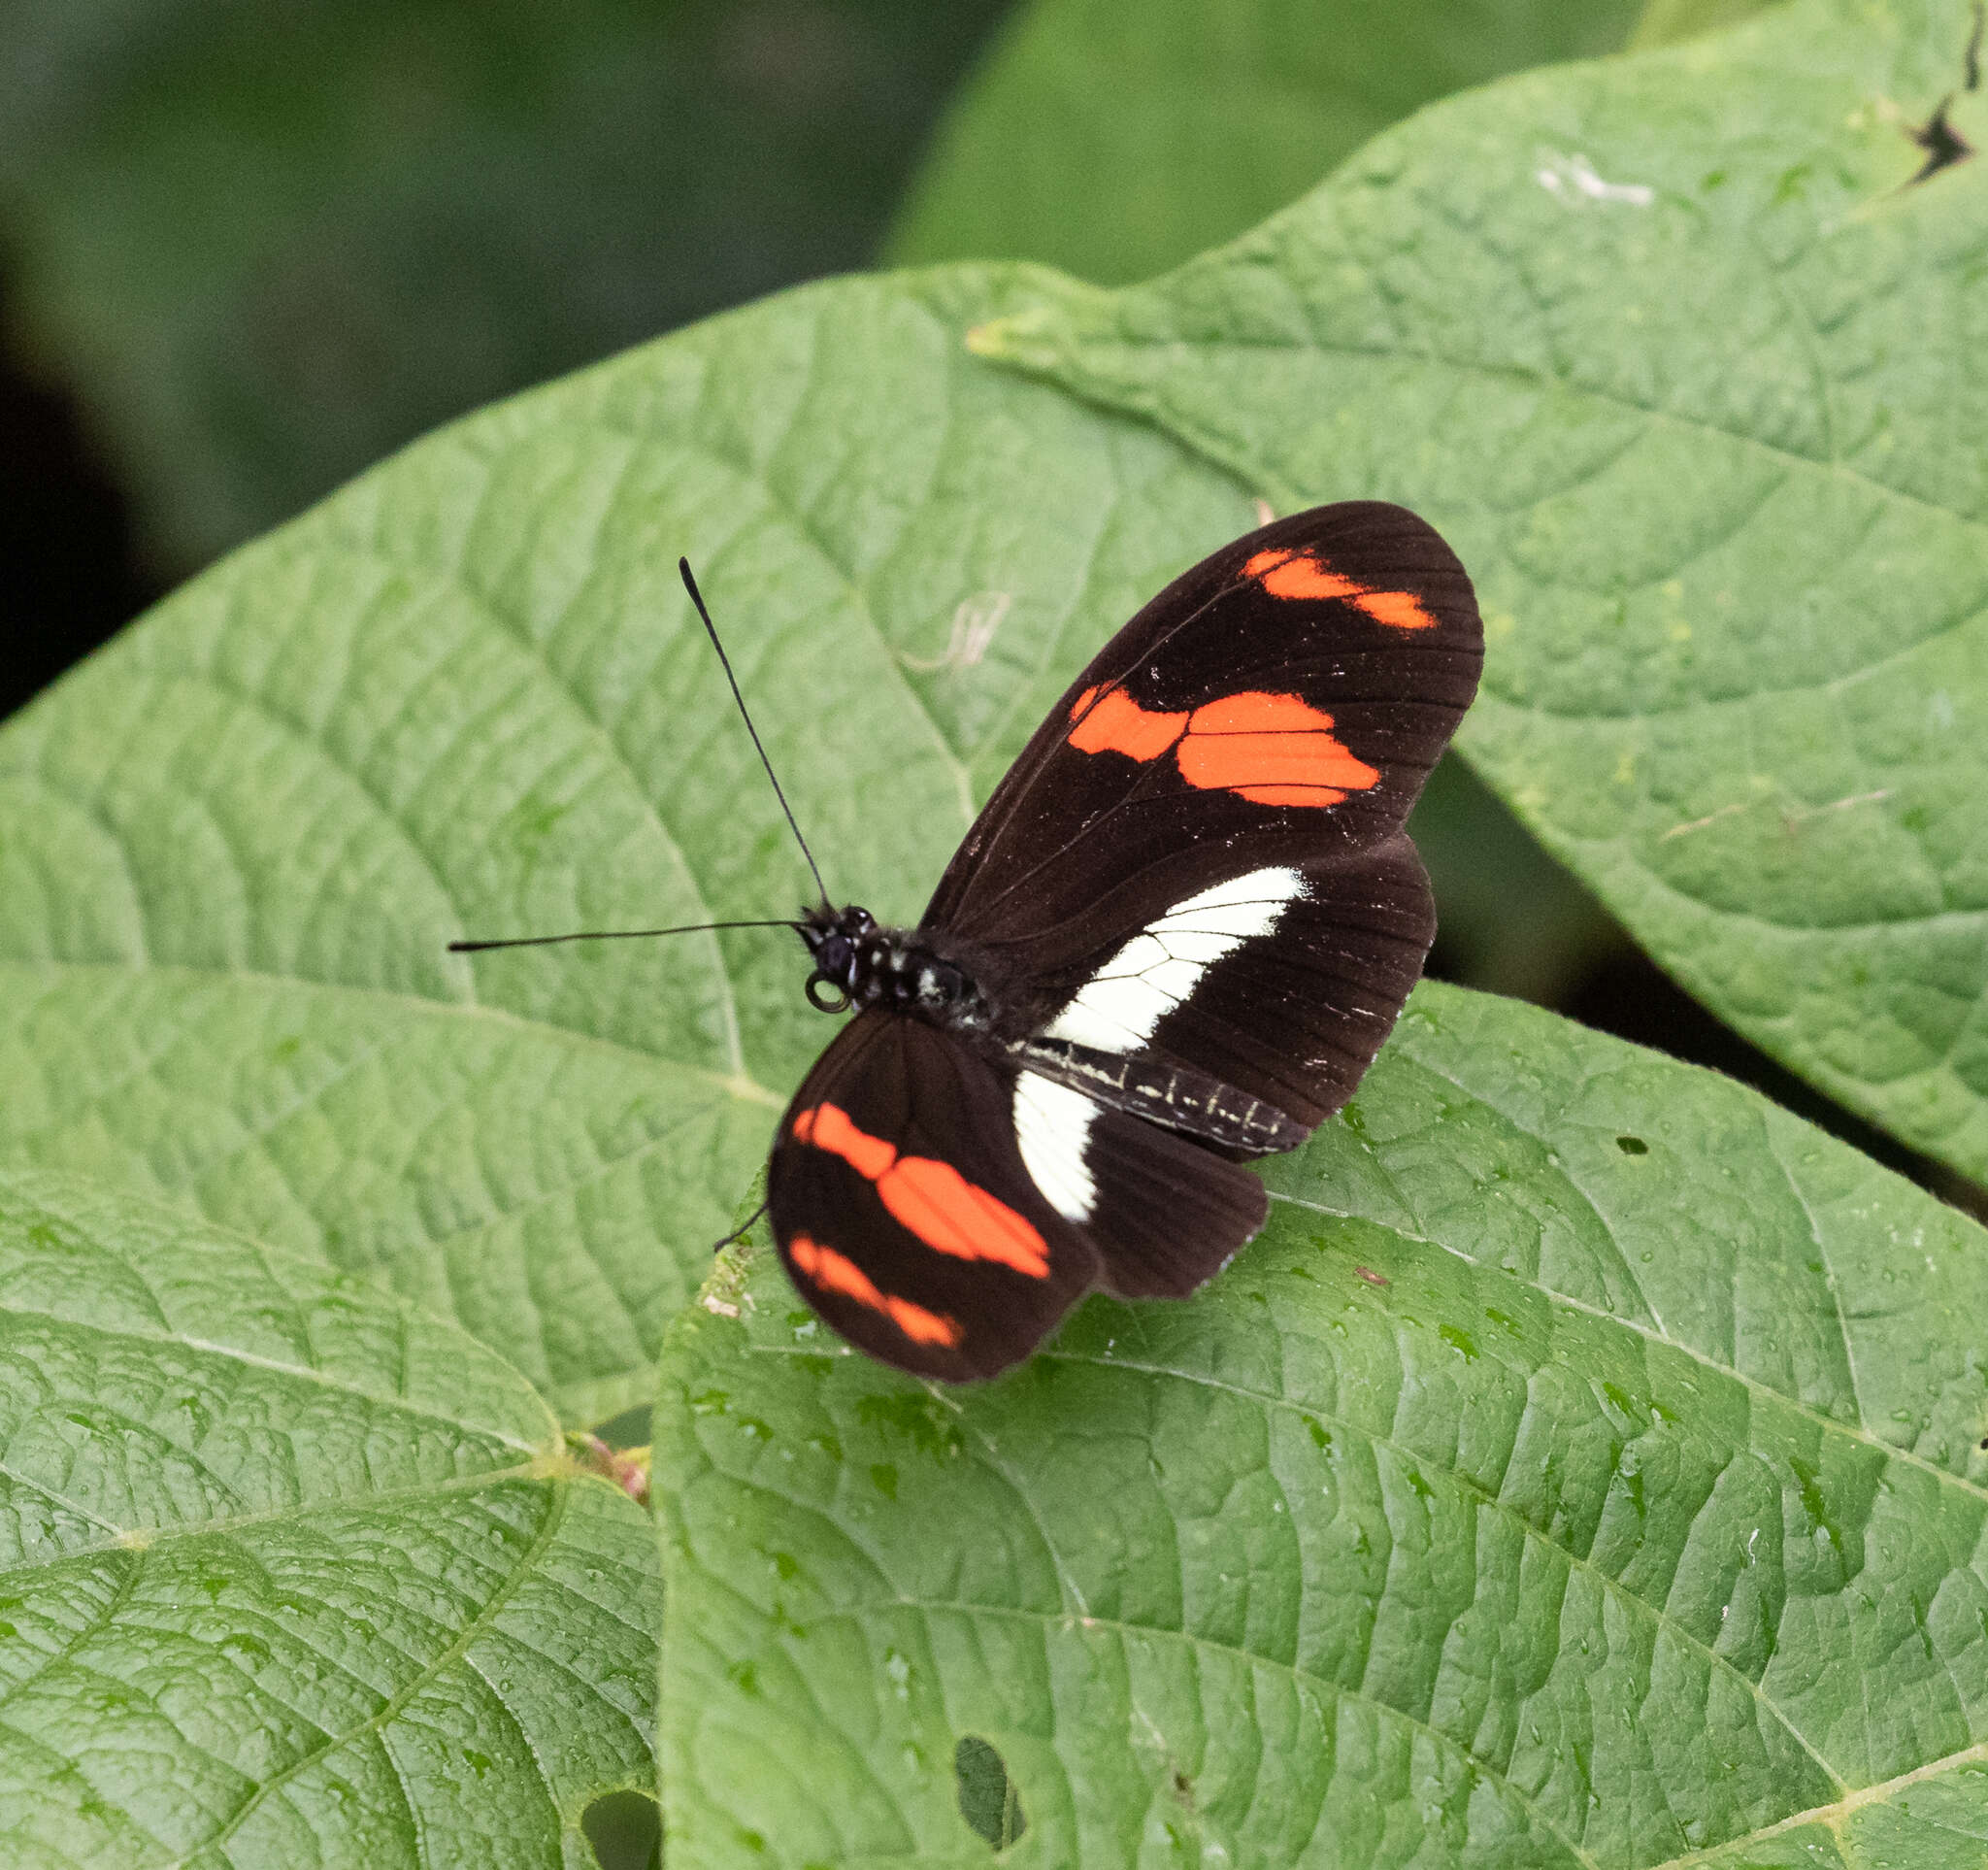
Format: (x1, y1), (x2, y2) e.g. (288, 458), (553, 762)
(1242, 548), (1437, 631)
(789, 1235), (961, 1346)
(1067, 685), (1379, 809)
(1067, 685), (1188, 762)
(1177, 691), (1380, 807)
(790, 1103), (1051, 1279)
(790, 1103), (894, 1179)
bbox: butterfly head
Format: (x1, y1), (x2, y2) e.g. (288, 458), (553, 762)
(799, 903), (878, 1012)
(797, 905), (987, 1027)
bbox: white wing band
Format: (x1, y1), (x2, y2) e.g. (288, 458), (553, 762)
(1012, 1071), (1099, 1221)
(1044, 867), (1308, 1054)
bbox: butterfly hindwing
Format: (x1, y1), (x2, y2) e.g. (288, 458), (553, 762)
(1036, 837), (1437, 1129)
(1011, 1068), (1269, 1300)
(768, 1011), (1099, 1382)
(920, 502), (1482, 1132)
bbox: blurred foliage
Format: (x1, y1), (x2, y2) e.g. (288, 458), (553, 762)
(1629, 0), (1782, 50)
(0, 0), (1010, 571)
(888, 0), (1647, 286)
(1411, 754), (1622, 1006)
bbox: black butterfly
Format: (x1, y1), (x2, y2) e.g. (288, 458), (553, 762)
(456, 503), (1482, 1382)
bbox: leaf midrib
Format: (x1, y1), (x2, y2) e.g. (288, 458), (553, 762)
(1029, 311), (1988, 550)
(0, 1293), (551, 1455)
(876, 1590), (1988, 1869)
(0, 1459), (551, 1586)
(1466, 579), (1988, 727)
(1654, 1736), (1988, 1867)
(21, 550), (760, 1089)
(159, 1475), (576, 1869)
(882, 1593), (1605, 1869)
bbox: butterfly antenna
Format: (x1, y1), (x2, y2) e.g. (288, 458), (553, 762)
(679, 557), (831, 908)
(448, 918), (803, 955)
(711, 1197), (769, 1255)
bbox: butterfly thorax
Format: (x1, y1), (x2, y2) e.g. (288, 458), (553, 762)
(798, 903), (995, 1032)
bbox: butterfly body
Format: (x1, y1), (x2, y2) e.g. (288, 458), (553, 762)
(768, 501), (1484, 1383)
(797, 903), (996, 1027)
(797, 900), (1309, 1145)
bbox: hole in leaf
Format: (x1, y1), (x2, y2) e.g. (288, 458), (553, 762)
(583, 1789), (661, 1870)
(1909, 101), (1973, 181)
(955, 1735), (1028, 1850)
(1616, 1136), (1649, 1156)
(1907, 0), (1982, 183)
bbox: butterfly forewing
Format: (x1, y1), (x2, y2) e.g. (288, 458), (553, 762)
(768, 1011), (1099, 1382)
(920, 502), (1482, 1130)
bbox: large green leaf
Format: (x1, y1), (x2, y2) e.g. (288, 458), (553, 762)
(0, 265), (1280, 1420)
(0, 0), (1009, 568)
(964, 0), (1988, 1183)
(889, 0), (1643, 287)
(0, 1165), (654, 1867)
(656, 980), (1988, 1868)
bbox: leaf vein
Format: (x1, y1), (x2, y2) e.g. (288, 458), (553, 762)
(161, 1480), (574, 1866)
(894, 1595), (1603, 1869)
(1044, 1348), (1847, 1797)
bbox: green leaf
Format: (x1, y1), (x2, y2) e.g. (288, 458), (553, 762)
(889, 0), (1645, 288)
(0, 1165), (655, 1866)
(962, 0), (1988, 1183)
(655, 980), (1988, 1867)
(0, 964), (781, 1427)
(0, 265), (1274, 1419)
(0, 0), (1008, 566)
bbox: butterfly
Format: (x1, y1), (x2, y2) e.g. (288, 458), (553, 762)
(456, 502), (1481, 1382)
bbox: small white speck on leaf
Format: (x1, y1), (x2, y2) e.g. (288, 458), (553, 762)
(900, 590), (1011, 674)
(1536, 151), (1655, 206)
